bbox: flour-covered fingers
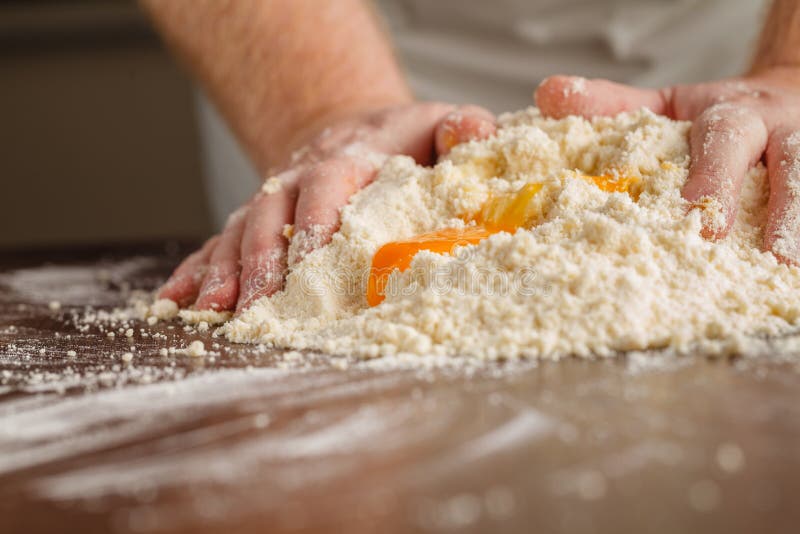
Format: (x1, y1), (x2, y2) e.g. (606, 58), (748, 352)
(290, 158), (374, 266)
(765, 127), (800, 264)
(237, 188), (296, 312)
(535, 75), (672, 119)
(682, 104), (768, 240)
(157, 235), (219, 307)
(194, 207), (249, 311)
(434, 105), (497, 157)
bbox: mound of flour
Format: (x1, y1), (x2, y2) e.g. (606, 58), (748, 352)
(218, 108), (800, 360)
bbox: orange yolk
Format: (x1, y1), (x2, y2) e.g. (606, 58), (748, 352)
(366, 226), (492, 306)
(366, 174), (637, 305)
(475, 182), (543, 232)
(582, 173), (640, 195)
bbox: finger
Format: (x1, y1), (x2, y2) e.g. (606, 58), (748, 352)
(764, 127), (800, 264)
(535, 75), (671, 119)
(237, 187), (297, 312)
(290, 158), (375, 266)
(194, 206), (249, 311)
(682, 103), (768, 240)
(157, 236), (219, 307)
(435, 105), (497, 156)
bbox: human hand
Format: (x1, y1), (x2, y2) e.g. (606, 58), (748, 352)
(535, 68), (800, 264)
(158, 102), (496, 312)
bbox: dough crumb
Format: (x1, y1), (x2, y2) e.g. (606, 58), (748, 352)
(149, 298), (179, 320)
(184, 340), (207, 357)
(262, 176), (283, 194)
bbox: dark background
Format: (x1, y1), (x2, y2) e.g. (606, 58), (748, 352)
(0, 0), (212, 248)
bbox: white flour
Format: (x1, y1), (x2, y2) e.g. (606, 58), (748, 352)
(203, 108), (800, 360)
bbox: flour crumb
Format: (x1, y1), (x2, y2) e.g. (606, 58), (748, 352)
(562, 76), (587, 97)
(149, 298), (179, 320)
(48, 300), (61, 311)
(184, 340), (207, 357)
(121, 352), (134, 364)
(262, 176), (284, 195)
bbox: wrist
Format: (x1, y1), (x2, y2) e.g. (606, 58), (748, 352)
(263, 91), (413, 174)
(747, 65), (800, 89)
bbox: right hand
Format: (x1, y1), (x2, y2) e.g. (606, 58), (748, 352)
(158, 102), (497, 312)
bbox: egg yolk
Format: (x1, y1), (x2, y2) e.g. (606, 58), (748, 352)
(366, 173), (637, 305)
(475, 182), (543, 232)
(366, 226), (492, 306)
(582, 173), (640, 195)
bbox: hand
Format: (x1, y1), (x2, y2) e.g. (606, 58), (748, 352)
(535, 68), (800, 264)
(159, 102), (496, 312)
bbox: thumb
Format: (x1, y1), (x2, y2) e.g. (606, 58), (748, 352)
(535, 75), (672, 119)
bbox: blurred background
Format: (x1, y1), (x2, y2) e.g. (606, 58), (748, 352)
(0, 0), (213, 249)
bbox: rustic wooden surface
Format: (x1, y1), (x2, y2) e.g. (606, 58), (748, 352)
(1, 243), (799, 534)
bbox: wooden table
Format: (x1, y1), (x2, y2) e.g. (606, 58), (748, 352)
(1, 243), (799, 534)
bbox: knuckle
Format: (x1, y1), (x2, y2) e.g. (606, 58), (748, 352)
(698, 103), (766, 144)
(262, 167), (303, 195)
(767, 127), (800, 159)
(302, 157), (356, 184)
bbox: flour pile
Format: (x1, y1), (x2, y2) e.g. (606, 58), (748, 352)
(213, 108), (800, 360)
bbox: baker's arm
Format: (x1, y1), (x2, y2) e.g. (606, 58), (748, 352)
(750, 0), (800, 74)
(142, 0), (495, 311)
(139, 0), (413, 172)
(534, 0), (800, 263)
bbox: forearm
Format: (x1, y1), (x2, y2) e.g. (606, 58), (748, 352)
(750, 0), (800, 78)
(139, 0), (412, 174)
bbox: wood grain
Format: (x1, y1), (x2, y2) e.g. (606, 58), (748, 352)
(1, 243), (799, 534)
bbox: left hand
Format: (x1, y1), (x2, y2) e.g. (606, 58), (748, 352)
(157, 103), (496, 312)
(535, 67), (800, 264)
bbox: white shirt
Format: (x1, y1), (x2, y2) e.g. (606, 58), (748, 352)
(377, 0), (767, 112)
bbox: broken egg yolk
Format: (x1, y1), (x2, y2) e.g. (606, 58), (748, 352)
(581, 173), (640, 195)
(366, 226), (492, 307)
(475, 182), (543, 232)
(366, 174), (638, 305)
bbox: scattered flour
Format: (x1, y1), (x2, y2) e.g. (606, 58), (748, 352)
(184, 108), (800, 361)
(177, 308), (231, 325)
